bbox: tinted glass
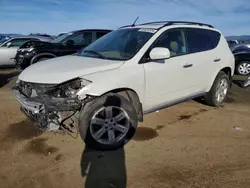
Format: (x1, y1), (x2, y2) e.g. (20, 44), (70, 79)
(79, 28), (155, 60)
(65, 32), (92, 46)
(206, 30), (221, 48)
(185, 28), (214, 53)
(152, 29), (187, 57)
(51, 32), (72, 43)
(96, 32), (108, 39)
(20, 40), (50, 48)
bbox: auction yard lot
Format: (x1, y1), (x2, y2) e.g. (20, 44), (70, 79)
(0, 68), (250, 188)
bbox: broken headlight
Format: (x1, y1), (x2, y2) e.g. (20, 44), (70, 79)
(51, 78), (91, 98)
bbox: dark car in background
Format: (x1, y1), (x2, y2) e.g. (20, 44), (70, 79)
(15, 29), (111, 70)
(231, 44), (250, 76)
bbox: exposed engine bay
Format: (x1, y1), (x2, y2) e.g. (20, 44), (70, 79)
(13, 79), (89, 136)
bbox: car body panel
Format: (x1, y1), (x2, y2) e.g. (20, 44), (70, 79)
(18, 55), (124, 84)
(205, 34), (235, 91)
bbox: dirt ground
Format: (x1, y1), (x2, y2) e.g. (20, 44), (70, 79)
(0, 68), (250, 188)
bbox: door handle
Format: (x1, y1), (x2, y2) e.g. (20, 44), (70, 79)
(183, 63), (193, 68)
(214, 58), (221, 62)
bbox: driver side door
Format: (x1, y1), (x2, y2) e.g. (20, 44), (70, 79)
(142, 28), (199, 112)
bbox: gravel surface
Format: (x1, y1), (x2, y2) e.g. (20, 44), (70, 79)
(0, 68), (250, 188)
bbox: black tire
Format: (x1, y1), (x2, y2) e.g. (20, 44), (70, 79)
(236, 61), (250, 76)
(78, 93), (138, 151)
(33, 57), (50, 64)
(204, 71), (230, 107)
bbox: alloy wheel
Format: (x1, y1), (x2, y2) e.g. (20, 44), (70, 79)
(90, 106), (130, 145)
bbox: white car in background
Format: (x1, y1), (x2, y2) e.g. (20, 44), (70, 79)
(14, 21), (234, 150)
(0, 36), (51, 66)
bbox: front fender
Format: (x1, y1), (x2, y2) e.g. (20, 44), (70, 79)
(76, 65), (145, 105)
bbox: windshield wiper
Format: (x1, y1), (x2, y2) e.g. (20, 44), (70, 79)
(83, 50), (106, 59)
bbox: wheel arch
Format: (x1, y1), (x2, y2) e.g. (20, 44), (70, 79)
(85, 88), (143, 122)
(31, 53), (57, 64)
(205, 67), (232, 92)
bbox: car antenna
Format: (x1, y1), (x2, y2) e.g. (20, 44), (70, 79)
(131, 16), (139, 27)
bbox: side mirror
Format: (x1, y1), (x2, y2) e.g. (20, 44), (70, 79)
(66, 40), (74, 46)
(149, 47), (170, 60)
(6, 42), (11, 48)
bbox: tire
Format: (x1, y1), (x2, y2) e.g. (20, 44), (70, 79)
(204, 71), (230, 107)
(33, 57), (50, 64)
(78, 93), (138, 151)
(236, 61), (250, 76)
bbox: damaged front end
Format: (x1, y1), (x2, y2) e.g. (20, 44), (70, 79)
(13, 78), (90, 134)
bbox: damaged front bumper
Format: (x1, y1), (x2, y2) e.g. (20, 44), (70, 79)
(13, 88), (82, 132)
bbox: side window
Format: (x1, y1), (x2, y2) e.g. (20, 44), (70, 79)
(185, 28), (214, 53)
(206, 30), (221, 48)
(152, 29), (187, 57)
(2, 38), (30, 47)
(96, 32), (108, 39)
(82, 32), (93, 46)
(67, 32), (93, 46)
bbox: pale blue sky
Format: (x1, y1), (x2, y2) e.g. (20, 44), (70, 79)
(0, 0), (250, 36)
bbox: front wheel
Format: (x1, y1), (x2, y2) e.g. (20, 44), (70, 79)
(236, 61), (250, 76)
(78, 93), (138, 151)
(204, 71), (230, 107)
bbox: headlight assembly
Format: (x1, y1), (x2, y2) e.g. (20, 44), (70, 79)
(51, 78), (91, 98)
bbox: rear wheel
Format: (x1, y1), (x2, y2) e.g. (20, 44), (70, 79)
(236, 61), (250, 75)
(204, 71), (230, 107)
(79, 93), (138, 151)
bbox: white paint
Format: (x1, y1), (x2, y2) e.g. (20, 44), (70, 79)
(18, 24), (235, 113)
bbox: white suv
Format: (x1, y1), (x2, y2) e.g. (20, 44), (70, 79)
(13, 21), (235, 150)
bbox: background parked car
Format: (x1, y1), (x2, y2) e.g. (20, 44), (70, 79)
(0, 34), (23, 44)
(230, 44), (250, 76)
(28, 33), (55, 40)
(15, 29), (111, 70)
(0, 36), (52, 67)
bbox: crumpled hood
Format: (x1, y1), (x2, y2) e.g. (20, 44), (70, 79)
(18, 55), (124, 84)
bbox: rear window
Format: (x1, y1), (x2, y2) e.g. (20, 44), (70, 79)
(185, 28), (212, 53)
(185, 28), (218, 53)
(206, 30), (221, 48)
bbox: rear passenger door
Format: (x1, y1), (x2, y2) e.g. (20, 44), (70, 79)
(184, 28), (220, 91)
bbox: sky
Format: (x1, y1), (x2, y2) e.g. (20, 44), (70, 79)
(0, 0), (250, 36)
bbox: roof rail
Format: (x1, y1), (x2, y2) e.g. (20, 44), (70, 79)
(120, 21), (214, 29)
(162, 21), (214, 28)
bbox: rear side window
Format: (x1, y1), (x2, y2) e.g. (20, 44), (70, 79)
(185, 28), (214, 53)
(96, 32), (108, 39)
(206, 30), (221, 48)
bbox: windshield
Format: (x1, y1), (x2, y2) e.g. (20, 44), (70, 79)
(78, 28), (156, 60)
(50, 32), (72, 43)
